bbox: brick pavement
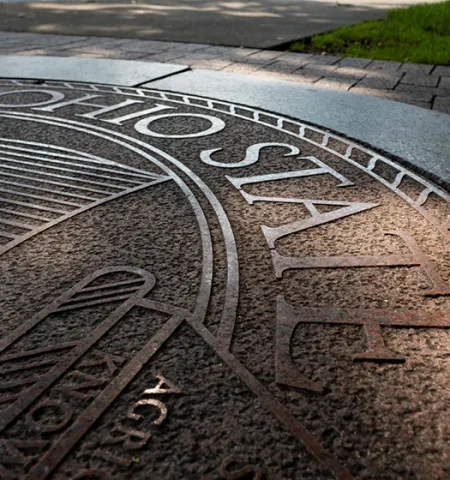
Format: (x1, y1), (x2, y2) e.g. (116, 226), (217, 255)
(1, 31), (449, 114)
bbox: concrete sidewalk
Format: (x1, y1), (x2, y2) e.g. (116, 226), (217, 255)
(0, 31), (449, 114)
(0, 0), (389, 48)
(0, 0), (445, 48)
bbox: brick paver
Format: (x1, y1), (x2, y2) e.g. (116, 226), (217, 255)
(356, 72), (402, 89)
(301, 63), (338, 74)
(0, 31), (448, 115)
(394, 84), (435, 103)
(336, 57), (372, 68)
(331, 67), (367, 80)
(400, 73), (440, 88)
(432, 66), (450, 77)
(303, 54), (341, 65)
(262, 60), (304, 74)
(365, 60), (402, 72)
(244, 50), (284, 62)
(143, 51), (187, 62)
(433, 97), (450, 114)
(315, 77), (356, 91)
(440, 77), (450, 89)
(221, 63), (262, 74)
(284, 70), (322, 84)
(398, 63), (434, 75)
(277, 52), (313, 63)
(396, 84), (450, 100)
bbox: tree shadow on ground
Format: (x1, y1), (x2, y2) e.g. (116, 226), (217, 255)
(0, 0), (387, 48)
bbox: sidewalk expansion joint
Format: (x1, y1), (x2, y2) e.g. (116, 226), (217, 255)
(133, 66), (191, 87)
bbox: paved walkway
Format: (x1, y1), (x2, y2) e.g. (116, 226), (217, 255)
(0, 0), (390, 48)
(1, 31), (449, 114)
(0, 0), (444, 48)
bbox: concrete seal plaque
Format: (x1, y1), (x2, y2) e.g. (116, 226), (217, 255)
(0, 79), (449, 480)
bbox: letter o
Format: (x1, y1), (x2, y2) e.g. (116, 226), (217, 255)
(134, 113), (225, 138)
(0, 89), (65, 108)
(27, 399), (73, 433)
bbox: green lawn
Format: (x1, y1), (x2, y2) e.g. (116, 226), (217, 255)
(290, 1), (450, 65)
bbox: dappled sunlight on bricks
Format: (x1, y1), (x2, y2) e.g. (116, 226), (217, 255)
(0, 30), (448, 114)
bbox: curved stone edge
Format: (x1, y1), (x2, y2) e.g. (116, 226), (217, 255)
(147, 69), (450, 190)
(2, 77), (448, 217)
(0, 55), (188, 86)
(0, 56), (448, 189)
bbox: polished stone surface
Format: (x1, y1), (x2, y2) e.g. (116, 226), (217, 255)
(149, 69), (450, 187)
(1, 80), (450, 479)
(0, 55), (188, 85)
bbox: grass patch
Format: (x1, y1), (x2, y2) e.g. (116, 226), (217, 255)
(290, 1), (450, 64)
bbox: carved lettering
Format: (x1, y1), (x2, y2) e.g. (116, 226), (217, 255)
(142, 374), (183, 395)
(0, 89), (65, 108)
(78, 99), (149, 120)
(0, 439), (47, 479)
(201, 142), (300, 168)
(273, 230), (450, 296)
(91, 374), (182, 469)
(0, 375), (39, 404)
(225, 155), (374, 268)
(127, 398), (167, 425)
(276, 296), (450, 391)
(134, 113), (226, 138)
(274, 231), (450, 391)
(226, 154), (353, 197)
(0, 439), (47, 465)
(34, 95), (174, 125)
(102, 423), (150, 450)
(265, 200), (377, 266)
(78, 350), (126, 376)
(102, 104), (175, 125)
(26, 399), (73, 433)
(0, 267), (156, 437)
(58, 371), (108, 400)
